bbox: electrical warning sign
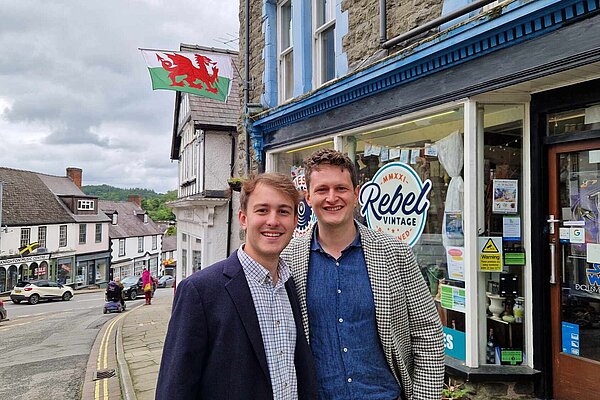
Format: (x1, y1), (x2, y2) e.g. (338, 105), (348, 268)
(479, 237), (503, 272)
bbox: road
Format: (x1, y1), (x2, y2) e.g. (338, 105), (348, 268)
(0, 290), (160, 400)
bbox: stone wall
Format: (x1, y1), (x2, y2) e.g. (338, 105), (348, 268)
(238, 0), (265, 106)
(447, 377), (536, 400)
(342, 0), (443, 70)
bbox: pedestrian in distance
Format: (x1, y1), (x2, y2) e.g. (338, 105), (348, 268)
(281, 148), (445, 400)
(142, 268), (152, 305)
(155, 173), (318, 400)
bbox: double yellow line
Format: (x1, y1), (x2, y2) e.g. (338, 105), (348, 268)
(95, 312), (127, 400)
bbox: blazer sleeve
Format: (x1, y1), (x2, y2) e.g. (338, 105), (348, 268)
(156, 277), (208, 400)
(398, 242), (445, 400)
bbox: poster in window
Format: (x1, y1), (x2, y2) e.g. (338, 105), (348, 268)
(445, 211), (463, 239)
(493, 179), (518, 214)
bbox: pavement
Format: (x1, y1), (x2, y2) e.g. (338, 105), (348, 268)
(117, 291), (172, 400)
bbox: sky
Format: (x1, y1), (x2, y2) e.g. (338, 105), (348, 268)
(0, 0), (239, 193)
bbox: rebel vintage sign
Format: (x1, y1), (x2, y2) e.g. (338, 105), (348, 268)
(359, 162), (432, 247)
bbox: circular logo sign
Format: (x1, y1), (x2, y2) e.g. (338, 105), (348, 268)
(359, 162), (432, 247)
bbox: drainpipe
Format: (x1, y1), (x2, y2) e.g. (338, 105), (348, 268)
(226, 132), (235, 256)
(244, 0), (251, 175)
(382, 0), (497, 49)
(379, 0), (387, 44)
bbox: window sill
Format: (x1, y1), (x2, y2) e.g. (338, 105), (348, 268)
(445, 356), (540, 383)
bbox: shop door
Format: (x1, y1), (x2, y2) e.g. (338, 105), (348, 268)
(549, 139), (600, 399)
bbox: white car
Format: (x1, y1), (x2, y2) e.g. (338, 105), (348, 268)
(10, 280), (74, 305)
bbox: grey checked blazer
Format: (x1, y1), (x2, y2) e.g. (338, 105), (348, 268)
(281, 222), (445, 400)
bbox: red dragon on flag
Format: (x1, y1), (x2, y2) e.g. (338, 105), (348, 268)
(156, 53), (219, 93)
(141, 48), (233, 102)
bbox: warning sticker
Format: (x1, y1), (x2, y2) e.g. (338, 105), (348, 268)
(479, 237), (503, 272)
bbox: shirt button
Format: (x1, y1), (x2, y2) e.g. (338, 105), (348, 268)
(337, 289), (342, 294)
(338, 318), (343, 323)
(336, 262), (340, 266)
(275, 320), (281, 326)
(343, 347), (348, 352)
(284, 382), (288, 388)
(347, 378), (352, 383)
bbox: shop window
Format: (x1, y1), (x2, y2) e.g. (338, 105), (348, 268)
(58, 259), (72, 284)
(313, 0), (335, 85)
(278, 0), (294, 102)
(181, 249), (188, 279)
(547, 104), (600, 136)
(479, 104), (526, 366)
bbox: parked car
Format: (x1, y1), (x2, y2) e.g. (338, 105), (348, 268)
(121, 276), (156, 300)
(0, 299), (7, 322)
(10, 280), (74, 305)
(157, 275), (175, 288)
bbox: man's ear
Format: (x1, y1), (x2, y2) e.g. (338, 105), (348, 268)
(305, 190), (312, 207)
(238, 209), (247, 230)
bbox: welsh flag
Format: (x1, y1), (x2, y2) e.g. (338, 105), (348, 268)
(140, 49), (233, 102)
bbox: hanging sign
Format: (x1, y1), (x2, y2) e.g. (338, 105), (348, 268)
(359, 162), (432, 247)
(479, 237), (503, 272)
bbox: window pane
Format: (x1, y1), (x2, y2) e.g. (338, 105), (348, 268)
(281, 0), (292, 50)
(315, 0), (332, 28)
(284, 51), (294, 100)
(320, 26), (335, 83)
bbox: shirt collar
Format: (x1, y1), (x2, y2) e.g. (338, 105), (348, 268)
(237, 244), (291, 286)
(310, 223), (362, 253)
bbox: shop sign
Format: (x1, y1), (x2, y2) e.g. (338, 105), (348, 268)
(500, 349), (523, 365)
(440, 284), (466, 313)
(479, 237), (503, 272)
(0, 253), (50, 267)
(359, 162), (432, 247)
(561, 322), (580, 356)
(443, 326), (466, 361)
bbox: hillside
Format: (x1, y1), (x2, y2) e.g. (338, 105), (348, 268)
(82, 185), (177, 221)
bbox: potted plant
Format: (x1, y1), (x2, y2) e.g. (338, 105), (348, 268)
(227, 177), (242, 192)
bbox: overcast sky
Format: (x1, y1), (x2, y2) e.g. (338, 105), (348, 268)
(0, 0), (239, 193)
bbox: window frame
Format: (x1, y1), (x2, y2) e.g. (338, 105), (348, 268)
(138, 236), (144, 253)
(79, 224), (87, 245)
(95, 223), (102, 243)
(152, 235), (158, 250)
(38, 226), (47, 248)
(20, 228), (31, 248)
(77, 199), (95, 210)
(278, 0), (294, 102)
(118, 238), (125, 257)
(59, 225), (67, 247)
(312, 0), (336, 86)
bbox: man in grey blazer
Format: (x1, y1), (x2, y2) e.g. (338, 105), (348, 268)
(281, 149), (444, 400)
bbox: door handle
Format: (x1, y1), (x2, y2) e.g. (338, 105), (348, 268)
(547, 214), (560, 235)
(549, 242), (556, 284)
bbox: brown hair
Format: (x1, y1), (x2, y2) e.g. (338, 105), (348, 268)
(239, 173), (300, 214)
(303, 148), (358, 189)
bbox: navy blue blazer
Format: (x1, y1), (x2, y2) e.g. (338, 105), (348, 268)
(155, 252), (318, 400)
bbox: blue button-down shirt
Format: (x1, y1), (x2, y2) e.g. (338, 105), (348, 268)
(306, 228), (401, 400)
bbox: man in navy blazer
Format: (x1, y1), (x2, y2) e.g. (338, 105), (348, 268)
(156, 173), (317, 400)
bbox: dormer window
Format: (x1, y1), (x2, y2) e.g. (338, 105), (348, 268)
(144, 214), (148, 224)
(77, 199), (95, 210)
(112, 213), (118, 225)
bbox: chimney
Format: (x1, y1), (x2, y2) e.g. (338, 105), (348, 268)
(66, 167), (82, 189)
(128, 195), (142, 208)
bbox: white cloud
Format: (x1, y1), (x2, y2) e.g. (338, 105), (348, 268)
(0, 0), (239, 193)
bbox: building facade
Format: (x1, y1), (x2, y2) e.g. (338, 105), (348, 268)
(0, 167), (111, 292)
(168, 44), (242, 283)
(240, 0), (600, 398)
(100, 196), (163, 279)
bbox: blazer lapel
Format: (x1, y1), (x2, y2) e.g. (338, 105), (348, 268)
(359, 225), (394, 358)
(291, 232), (312, 344)
(223, 255), (270, 382)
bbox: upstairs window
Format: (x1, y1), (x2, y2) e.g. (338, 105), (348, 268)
(112, 213), (118, 225)
(38, 226), (47, 248)
(20, 228), (31, 248)
(77, 199), (95, 210)
(138, 237), (144, 253)
(278, 0), (294, 102)
(152, 235), (158, 250)
(95, 223), (102, 243)
(119, 239), (125, 256)
(79, 224), (87, 244)
(59, 225), (67, 247)
(313, 0), (335, 85)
